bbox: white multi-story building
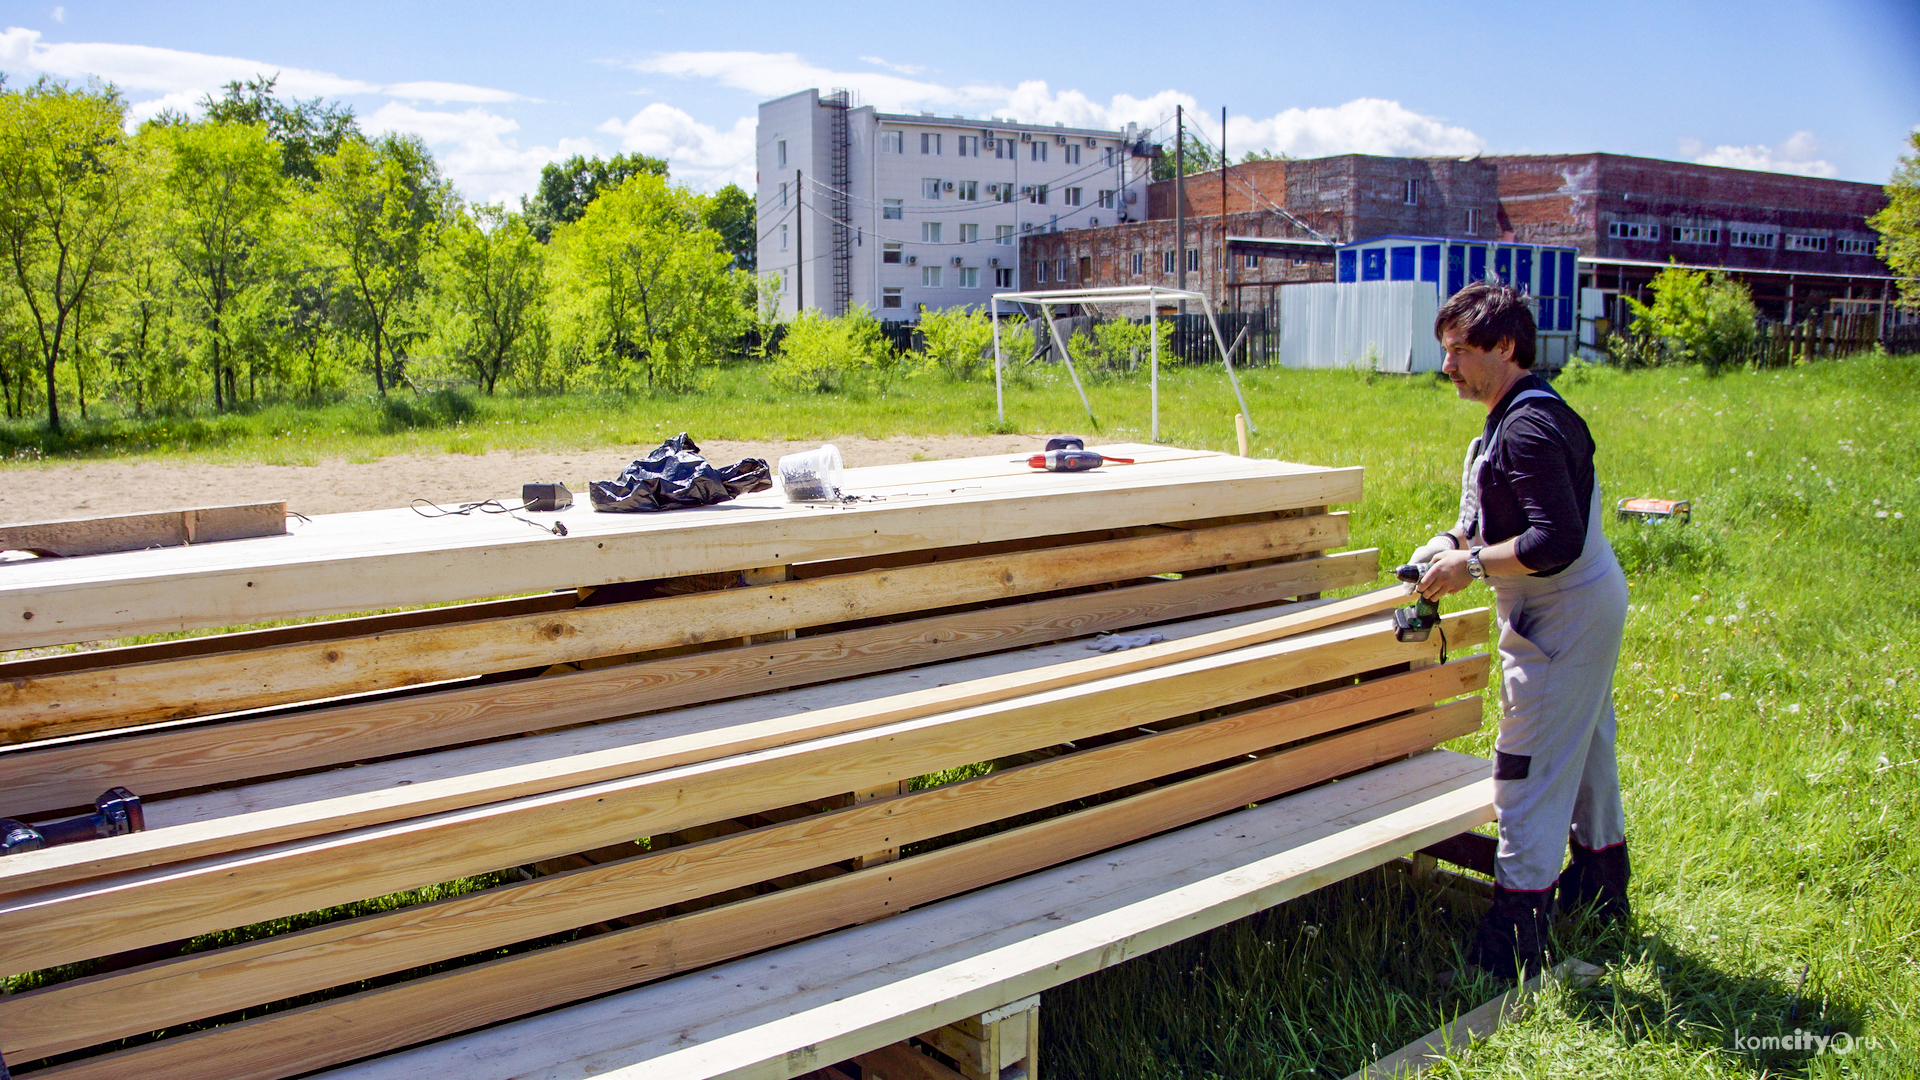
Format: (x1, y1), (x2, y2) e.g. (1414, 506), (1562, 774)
(756, 88), (1156, 319)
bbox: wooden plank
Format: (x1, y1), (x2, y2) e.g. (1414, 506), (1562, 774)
(1, 457), (1362, 651)
(0, 658), (1488, 1061)
(0, 584), (1431, 901)
(0, 512), (1348, 743)
(1343, 959), (1603, 1080)
(0, 502), (286, 558)
(853, 1043), (967, 1080)
(29, 715), (1484, 1080)
(0, 606), (1486, 973)
(354, 756), (1491, 1080)
(0, 552), (1376, 819)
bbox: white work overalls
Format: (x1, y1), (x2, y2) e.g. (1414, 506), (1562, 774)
(1457, 388), (1630, 893)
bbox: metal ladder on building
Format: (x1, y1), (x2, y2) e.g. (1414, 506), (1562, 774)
(823, 89), (853, 317)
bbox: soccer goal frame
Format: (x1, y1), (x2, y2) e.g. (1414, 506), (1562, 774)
(989, 285), (1255, 442)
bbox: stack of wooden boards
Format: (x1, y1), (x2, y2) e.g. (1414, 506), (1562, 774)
(0, 444), (1494, 1080)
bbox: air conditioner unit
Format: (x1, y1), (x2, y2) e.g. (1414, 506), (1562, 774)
(951, 256), (963, 267)
(943, 181), (954, 192)
(982, 138), (995, 150)
(1089, 217), (1099, 227)
(907, 255), (918, 265)
(1020, 132), (1032, 143)
(1055, 134), (1068, 145)
(986, 183), (1000, 195)
(1124, 190), (1139, 204)
(1085, 137), (1096, 147)
(989, 257), (1000, 267)
(1021, 185), (1034, 195)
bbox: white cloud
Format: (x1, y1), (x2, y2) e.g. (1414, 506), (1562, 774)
(366, 102), (593, 206)
(1682, 130), (1837, 178)
(598, 103), (755, 190)
(859, 56), (924, 77)
(1228, 98), (1484, 159)
(50, 7), (64, 23)
(0, 26), (378, 98)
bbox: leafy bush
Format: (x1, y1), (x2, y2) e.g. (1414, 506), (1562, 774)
(919, 305), (1034, 381)
(770, 306), (897, 392)
(1623, 266), (1759, 372)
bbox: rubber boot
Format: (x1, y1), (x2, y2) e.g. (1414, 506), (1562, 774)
(1558, 836), (1631, 925)
(1467, 883), (1553, 980)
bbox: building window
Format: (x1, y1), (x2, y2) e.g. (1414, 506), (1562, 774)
(956, 180), (978, 202)
(995, 267), (1014, 288)
(995, 183), (1014, 203)
(1186, 249), (1199, 273)
(1607, 221), (1659, 241)
(922, 265), (943, 287)
(882, 287), (903, 308)
(1104, 147), (1115, 166)
(1063, 187), (1083, 207)
(1058, 258), (1069, 280)
(1036, 260), (1048, 283)
(1064, 143), (1081, 165)
(921, 132), (941, 155)
(1673, 226), (1719, 245)
(1838, 238), (1875, 255)
(1729, 229), (1776, 249)
(958, 223), (979, 244)
(777, 140), (788, 168)
(1464, 208), (1480, 235)
(956, 135), (977, 157)
(1403, 178), (1418, 205)
(1097, 189), (1115, 209)
(995, 138), (1016, 160)
(959, 266), (979, 288)
(1030, 141), (1047, 162)
(922, 221), (943, 243)
(1244, 252), (1259, 269)
(1785, 234), (1828, 252)
(1162, 250), (1175, 274)
(779, 224), (788, 251)
(883, 242), (903, 264)
(922, 178), (942, 200)
(778, 182), (787, 208)
(1131, 252), (1144, 275)
(882, 130), (903, 154)
(883, 198), (903, 220)
(996, 225), (1015, 246)
(1028, 184), (1048, 205)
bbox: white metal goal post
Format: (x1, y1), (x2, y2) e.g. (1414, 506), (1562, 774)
(989, 286), (1255, 441)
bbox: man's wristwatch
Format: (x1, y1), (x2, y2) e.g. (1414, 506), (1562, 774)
(1466, 546), (1487, 580)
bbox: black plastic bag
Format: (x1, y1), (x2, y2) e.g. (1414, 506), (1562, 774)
(589, 433), (772, 513)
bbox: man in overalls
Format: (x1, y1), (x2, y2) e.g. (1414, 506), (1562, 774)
(1409, 281), (1631, 978)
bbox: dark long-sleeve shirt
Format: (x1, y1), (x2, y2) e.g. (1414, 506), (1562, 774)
(1475, 374), (1596, 576)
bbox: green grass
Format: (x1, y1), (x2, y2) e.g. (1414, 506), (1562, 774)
(6, 354), (1917, 1077)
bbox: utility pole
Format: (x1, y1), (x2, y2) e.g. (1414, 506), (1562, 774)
(1221, 106), (1229, 313)
(794, 168), (804, 315)
(1175, 105), (1186, 314)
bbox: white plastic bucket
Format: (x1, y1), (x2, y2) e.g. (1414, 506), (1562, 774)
(778, 444), (844, 502)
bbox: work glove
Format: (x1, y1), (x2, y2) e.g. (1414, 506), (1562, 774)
(1407, 535), (1456, 568)
(1087, 631), (1165, 653)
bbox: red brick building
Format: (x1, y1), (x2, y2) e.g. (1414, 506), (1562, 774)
(1021, 151), (1895, 325)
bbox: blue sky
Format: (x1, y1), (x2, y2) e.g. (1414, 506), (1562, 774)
(3, 0), (1915, 204)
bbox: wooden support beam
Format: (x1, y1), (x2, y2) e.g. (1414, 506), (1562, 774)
(0, 550), (1376, 818)
(1343, 959), (1603, 1080)
(21, 708), (1481, 1080)
(852, 1042), (968, 1080)
(0, 656), (1489, 1062)
(1, 513), (1348, 743)
(0, 503), (286, 558)
(0, 606), (1485, 976)
(2, 459), (1363, 651)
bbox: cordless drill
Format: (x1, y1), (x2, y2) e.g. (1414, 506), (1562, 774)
(1393, 564), (1441, 642)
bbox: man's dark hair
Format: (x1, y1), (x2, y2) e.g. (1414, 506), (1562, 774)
(1435, 280), (1536, 369)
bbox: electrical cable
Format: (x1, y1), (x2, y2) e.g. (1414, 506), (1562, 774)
(409, 497), (568, 536)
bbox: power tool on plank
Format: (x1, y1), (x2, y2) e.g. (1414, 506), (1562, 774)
(1393, 563), (1442, 643)
(1, 787), (144, 856)
(1023, 435), (1136, 473)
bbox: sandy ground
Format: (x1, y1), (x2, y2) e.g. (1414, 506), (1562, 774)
(0, 435), (1046, 524)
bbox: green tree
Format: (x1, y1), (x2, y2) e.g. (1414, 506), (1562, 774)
(704, 183), (756, 271)
(550, 173), (745, 391)
(305, 133), (449, 394)
(918, 304), (1000, 380)
(770, 305), (896, 392)
(154, 119), (286, 409)
(428, 203), (546, 394)
(523, 152), (668, 242)
(200, 75), (358, 184)
(0, 79), (148, 432)
(1870, 129), (1920, 310)
(1150, 128), (1222, 182)
(1624, 264), (1759, 372)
